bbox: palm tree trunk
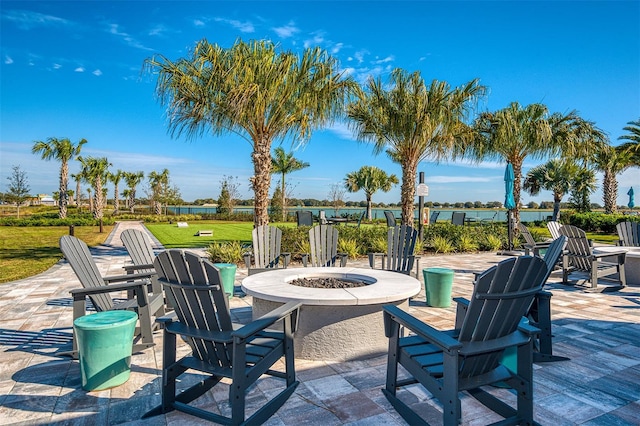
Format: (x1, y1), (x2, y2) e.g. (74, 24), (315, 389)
(281, 173), (286, 222)
(512, 159), (523, 225)
(366, 195), (372, 221)
(552, 192), (562, 222)
(400, 160), (418, 226)
(113, 184), (120, 215)
(59, 161), (68, 219)
(603, 168), (618, 214)
(251, 137), (272, 226)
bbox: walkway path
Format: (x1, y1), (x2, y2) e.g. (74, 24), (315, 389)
(0, 222), (639, 424)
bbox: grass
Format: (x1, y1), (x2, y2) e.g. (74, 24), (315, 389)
(0, 225), (114, 284)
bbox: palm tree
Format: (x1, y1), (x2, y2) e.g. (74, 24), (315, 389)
(344, 166), (398, 220)
(618, 118), (640, 166)
(568, 166), (597, 212)
(271, 147), (310, 221)
(145, 38), (355, 226)
(109, 169), (124, 215)
(470, 103), (602, 223)
(148, 169), (170, 215)
(123, 171), (144, 213)
(71, 173), (82, 212)
(592, 142), (635, 213)
(31, 137), (87, 219)
(522, 159), (579, 221)
(78, 156), (111, 219)
(347, 69), (485, 224)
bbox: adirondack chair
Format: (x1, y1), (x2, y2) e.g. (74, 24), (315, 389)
(617, 221), (640, 246)
(451, 211), (466, 225)
(121, 228), (165, 315)
(560, 224), (626, 291)
(517, 222), (551, 256)
(429, 210), (440, 224)
(481, 211), (498, 223)
(296, 210), (313, 226)
(243, 225), (291, 275)
(383, 256), (547, 425)
(547, 221), (562, 239)
(368, 225), (420, 277)
(384, 210), (398, 227)
(143, 250), (301, 425)
(59, 235), (163, 357)
(301, 224), (348, 267)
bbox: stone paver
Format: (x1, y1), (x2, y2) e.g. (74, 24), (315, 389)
(0, 221), (638, 425)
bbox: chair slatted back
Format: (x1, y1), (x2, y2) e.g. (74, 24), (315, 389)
(309, 225), (340, 267)
(60, 235), (114, 312)
(121, 229), (156, 266)
(517, 222), (537, 246)
(451, 212), (466, 225)
(384, 211), (396, 227)
(154, 250), (233, 367)
(429, 211), (440, 224)
(547, 221), (562, 239)
(559, 225), (592, 271)
(386, 225), (418, 274)
(296, 211), (313, 227)
(617, 221), (640, 247)
(458, 256), (547, 378)
(253, 225), (282, 269)
(543, 235), (567, 275)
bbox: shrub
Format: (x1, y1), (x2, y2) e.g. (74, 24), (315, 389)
(206, 241), (244, 264)
(338, 238), (360, 259)
(481, 234), (503, 251)
(431, 235), (455, 253)
(457, 234), (478, 252)
(566, 212), (636, 233)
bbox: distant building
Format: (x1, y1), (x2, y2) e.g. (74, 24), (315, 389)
(32, 194), (56, 206)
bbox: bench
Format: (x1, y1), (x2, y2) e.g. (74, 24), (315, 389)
(176, 222), (188, 228)
(196, 230), (213, 237)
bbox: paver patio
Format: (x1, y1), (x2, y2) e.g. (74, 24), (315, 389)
(0, 221), (639, 425)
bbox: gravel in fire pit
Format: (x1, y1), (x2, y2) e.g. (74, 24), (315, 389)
(290, 277), (367, 289)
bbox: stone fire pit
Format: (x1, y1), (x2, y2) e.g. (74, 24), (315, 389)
(241, 267), (421, 361)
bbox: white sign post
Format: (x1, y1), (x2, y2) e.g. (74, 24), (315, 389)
(416, 183), (429, 197)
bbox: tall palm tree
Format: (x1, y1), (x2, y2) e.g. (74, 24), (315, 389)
(31, 137), (87, 219)
(145, 38), (355, 226)
(344, 166), (399, 220)
(148, 169), (170, 215)
(618, 118), (640, 166)
(78, 156), (111, 219)
(271, 147), (310, 221)
(470, 103), (602, 223)
(71, 172), (82, 212)
(109, 169), (124, 215)
(523, 158), (579, 221)
(347, 69), (485, 224)
(123, 171), (144, 213)
(592, 142), (635, 213)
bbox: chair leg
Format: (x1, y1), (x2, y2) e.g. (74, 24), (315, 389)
(516, 341), (535, 424)
(442, 351), (461, 425)
(231, 341), (248, 425)
(532, 292), (570, 363)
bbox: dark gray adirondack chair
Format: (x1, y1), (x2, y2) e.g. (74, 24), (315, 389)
(369, 225), (420, 277)
(429, 210), (440, 224)
(560, 224), (626, 291)
(517, 222), (551, 256)
(59, 235), (162, 357)
(296, 210), (313, 226)
(451, 211), (466, 225)
(243, 225), (291, 275)
(302, 224), (348, 267)
(384, 210), (398, 227)
(121, 228), (165, 315)
(143, 250), (301, 425)
(617, 221), (640, 246)
(547, 221), (562, 239)
(383, 256), (547, 425)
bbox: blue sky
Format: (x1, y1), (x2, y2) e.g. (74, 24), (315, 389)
(1, 1), (639, 205)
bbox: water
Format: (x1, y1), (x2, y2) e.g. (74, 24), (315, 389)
(167, 206), (554, 223)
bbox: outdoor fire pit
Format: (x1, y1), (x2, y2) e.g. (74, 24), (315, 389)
(241, 267), (421, 361)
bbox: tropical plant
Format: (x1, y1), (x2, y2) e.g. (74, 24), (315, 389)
(430, 235), (455, 253)
(347, 69), (485, 225)
(470, 103), (603, 223)
(271, 147), (309, 221)
(31, 137), (87, 219)
(206, 241), (244, 264)
(338, 238), (360, 259)
(457, 234), (478, 252)
(568, 166), (597, 212)
(145, 38), (355, 226)
(123, 171), (144, 214)
(344, 166), (398, 220)
(618, 118), (640, 166)
(109, 169), (124, 215)
(592, 143), (635, 213)
(5, 165), (31, 218)
(147, 169), (169, 215)
(523, 158), (579, 221)
(71, 172), (83, 211)
(78, 156), (111, 219)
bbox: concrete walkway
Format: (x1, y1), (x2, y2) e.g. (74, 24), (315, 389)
(0, 221), (639, 425)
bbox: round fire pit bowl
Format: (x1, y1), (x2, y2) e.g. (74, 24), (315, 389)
(241, 267), (421, 361)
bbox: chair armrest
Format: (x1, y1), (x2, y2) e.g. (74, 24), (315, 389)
(281, 252), (291, 268)
(123, 263), (154, 273)
(593, 250), (627, 260)
(156, 311), (178, 325)
(368, 252), (385, 269)
(103, 271), (154, 284)
(166, 321), (234, 343)
(70, 280), (149, 296)
(517, 320), (541, 336)
(383, 305), (462, 352)
(459, 330), (531, 356)
(453, 297), (470, 330)
(233, 301), (302, 340)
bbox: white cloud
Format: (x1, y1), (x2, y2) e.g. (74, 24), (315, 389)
(354, 50), (368, 64)
(75, 67), (85, 72)
(303, 32), (325, 48)
(193, 19), (205, 27)
(373, 56), (395, 65)
(92, 69), (102, 76)
(53, 63), (62, 69)
(273, 21), (299, 38)
(2, 10), (71, 30)
(214, 17), (254, 33)
(331, 43), (344, 54)
(325, 122), (356, 141)
(107, 23), (152, 51)
(4, 56), (13, 64)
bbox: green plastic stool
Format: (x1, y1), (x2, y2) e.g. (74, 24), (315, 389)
(423, 267), (454, 307)
(214, 263), (237, 298)
(73, 310), (137, 391)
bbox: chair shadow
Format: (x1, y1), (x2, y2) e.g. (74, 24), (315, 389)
(0, 327), (73, 355)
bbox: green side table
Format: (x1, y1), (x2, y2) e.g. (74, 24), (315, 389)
(423, 267), (454, 307)
(213, 263), (237, 298)
(73, 310), (137, 391)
